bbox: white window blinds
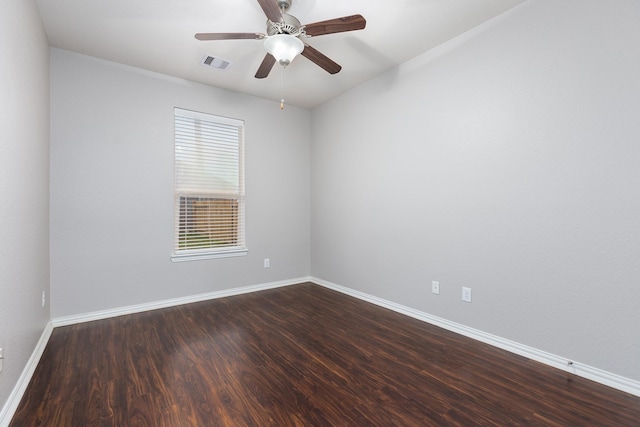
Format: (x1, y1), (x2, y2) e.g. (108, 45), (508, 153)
(173, 108), (246, 261)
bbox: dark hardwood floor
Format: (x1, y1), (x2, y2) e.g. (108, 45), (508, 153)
(10, 283), (640, 426)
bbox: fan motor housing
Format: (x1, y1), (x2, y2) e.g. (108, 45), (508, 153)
(267, 13), (301, 36)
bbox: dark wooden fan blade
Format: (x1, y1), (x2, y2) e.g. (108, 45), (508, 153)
(257, 0), (283, 22)
(195, 32), (264, 41)
(304, 14), (366, 37)
(301, 45), (341, 74)
(255, 53), (277, 79)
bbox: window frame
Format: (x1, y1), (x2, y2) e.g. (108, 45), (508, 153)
(171, 108), (247, 262)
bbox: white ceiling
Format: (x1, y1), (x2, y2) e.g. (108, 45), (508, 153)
(36, 0), (526, 109)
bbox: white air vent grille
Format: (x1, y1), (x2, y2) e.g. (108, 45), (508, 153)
(200, 55), (231, 71)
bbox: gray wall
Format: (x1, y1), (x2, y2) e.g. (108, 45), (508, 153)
(310, 0), (640, 381)
(50, 48), (311, 318)
(0, 0), (50, 414)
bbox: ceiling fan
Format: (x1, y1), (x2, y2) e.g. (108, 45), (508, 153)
(195, 0), (366, 79)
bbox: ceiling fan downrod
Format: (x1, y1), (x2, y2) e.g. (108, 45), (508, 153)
(276, 0), (292, 12)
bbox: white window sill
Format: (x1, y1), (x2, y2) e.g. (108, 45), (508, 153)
(171, 249), (248, 263)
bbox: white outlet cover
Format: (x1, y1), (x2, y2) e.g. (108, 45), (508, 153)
(432, 281), (440, 295)
(462, 287), (472, 302)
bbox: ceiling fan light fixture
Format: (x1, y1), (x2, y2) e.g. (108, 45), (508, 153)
(264, 34), (304, 67)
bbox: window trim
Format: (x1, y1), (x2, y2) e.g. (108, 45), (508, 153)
(171, 107), (247, 262)
(171, 248), (248, 263)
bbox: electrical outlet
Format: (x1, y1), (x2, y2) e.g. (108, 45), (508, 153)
(263, 258), (270, 268)
(431, 281), (440, 295)
(462, 287), (472, 303)
(42, 290), (46, 307)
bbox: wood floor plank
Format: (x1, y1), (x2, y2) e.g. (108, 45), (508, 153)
(9, 283), (640, 426)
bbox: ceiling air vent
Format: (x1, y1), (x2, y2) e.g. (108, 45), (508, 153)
(200, 54), (231, 71)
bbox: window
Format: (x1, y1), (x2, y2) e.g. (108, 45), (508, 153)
(172, 108), (246, 261)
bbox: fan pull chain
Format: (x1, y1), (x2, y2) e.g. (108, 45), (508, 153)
(280, 65), (285, 110)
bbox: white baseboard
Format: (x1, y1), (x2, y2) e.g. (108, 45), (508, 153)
(0, 322), (53, 427)
(52, 277), (312, 327)
(312, 277), (640, 398)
